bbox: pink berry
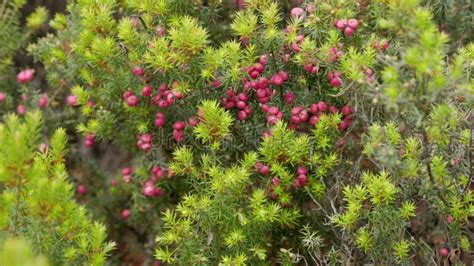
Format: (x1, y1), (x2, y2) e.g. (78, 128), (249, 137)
(254, 63), (264, 73)
(121, 209), (131, 219)
(271, 75), (283, 86)
(329, 106), (338, 114)
(188, 117), (199, 127)
(237, 110), (247, 120)
(17, 105), (26, 115)
(236, 101), (246, 109)
(173, 129), (185, 142)
(284, 91), (295, 105)
(122, 90), (133, 100)
(77, 184), (87, 195)
(330, 78), (342, 88)
(132, 66), (144, 76)
(446, 215), (454, 224)
(291, 43), (301, 52)
(155, 25), (166, 36)
(126, 95), (138, 106)
(154, 117), (165, 128)
(38, 143), (47, 153)
(259, 55), (268, 65)
(278, 71), (289, 81)
(344, 27), (355, 37)
(142, 85), (153, 97)
(290, 7), (305, 18)
(143, 184), (156, 197)
(17, 69), (35, 84)
(296, 35), (305, 43)
(66, 95), (77, 106)
(309, 115), (319, 126)
(334, 19), (346, 30)
(250, 71), (260, 79)
(260, 165), (270, 175)
(317, 101), (327, 112)
(267, 106), (279, 115)
(0, 92), (6, 103)
(347, 19), (359, 29)
(342, 105), (352, 116)
(271, 176), (281, 186)
(309, 103), (319, 114)
(297, 166), (308, 175)
(257, 77), (269, 89)
(123, 175), (131, 183)
(439, 248), (449, 257)
(212, 79), (222, 88)
(38, 94), (49, 108)
(297, 174), (308, 186)
(122, 167), (132, 176)
(173, 121), (186, 130)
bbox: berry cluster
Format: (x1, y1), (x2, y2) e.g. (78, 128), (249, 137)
(334, 19), (360, 37)
(136, 133), (153, 151)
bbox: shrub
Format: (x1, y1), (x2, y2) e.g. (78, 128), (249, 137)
(0, 0), (472, 264)
(0, 111), (114, 265)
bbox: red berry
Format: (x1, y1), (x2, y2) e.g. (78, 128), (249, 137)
(347, 19), (359, 29)
(132, 66), (144, 76)
(342, 105), (352, 116)
(254, 63), (264, 73)
(446, 215), (454, 224)
(291, 43), (301, 52)
(267, 106), (279, 115)
(260, 165), (270, 175)
(154, 117), (165, 128)
(284, 91), (295, 105)
(121, 209), (131, 219)
(77, 184), (87, 195)
(17, 69), (35, 84)
(309, 115), (319, 126)
(66, 95), (77, 106)
(250, 71), (260, 79)
(0, 92), (6, 103)
(212, 79), (222, 88)
(237, 110), (247, 120)
(236, 101), (246, 109)
(334, 19), (347, 30)
(122, 167), (132, 176)
(297, 166), (308, 175)
(123, 90), (133, 100)
(126, 95), (139, 106)
(173, 121), (186, 130)
(330, 78), (342, 88)
(271, 176), (281, 186)
(259, 55), (268, 65)
(38, 94), (49, 109)
(439, 248), (449, 257)
(317, 101), (327, 112)
(297, 174), (308, 186)
(309, 103), (319, 114)
(142, 85), (153, 97)
(17, 105), (26, 115)
(344, 27), (355, 37)
(290, 7), (305, 18)
(271, 75), (283, 86)
(278, 71), (289, 81)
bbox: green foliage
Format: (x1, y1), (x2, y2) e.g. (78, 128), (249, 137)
(0, 112), (114, 265)
(193, 100), (233, 149)
(0, 238), (48, 266)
